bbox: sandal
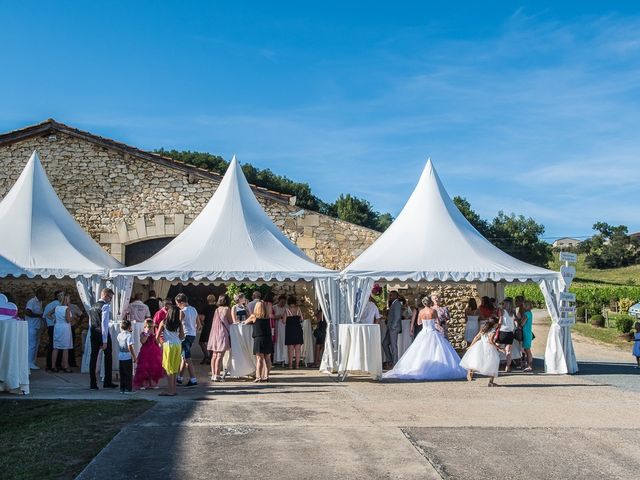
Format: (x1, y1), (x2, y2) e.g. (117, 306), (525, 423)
(159, 392), (176, 396)
(62, 368), (72, 373)
(253, 378), (263, 383)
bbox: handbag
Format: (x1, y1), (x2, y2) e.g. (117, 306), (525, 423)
(514, 325), (524, 342)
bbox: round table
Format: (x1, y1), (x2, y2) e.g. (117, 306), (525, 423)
(225, 323), (256, 377)
(337, 324), (382, 380)
(0, 320), (29, 394)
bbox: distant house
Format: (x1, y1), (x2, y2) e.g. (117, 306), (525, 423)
(552, 237), (581, 249)
(630, 232), (640, 241)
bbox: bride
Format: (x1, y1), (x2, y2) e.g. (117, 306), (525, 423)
(383, 296), (466, 380)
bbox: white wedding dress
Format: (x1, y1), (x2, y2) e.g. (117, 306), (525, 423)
(383, 319), (466, 380)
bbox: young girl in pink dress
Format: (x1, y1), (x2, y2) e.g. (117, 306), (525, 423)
(134, 318), (164, 390)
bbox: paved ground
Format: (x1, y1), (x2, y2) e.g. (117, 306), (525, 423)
(4, 310), (640, 479)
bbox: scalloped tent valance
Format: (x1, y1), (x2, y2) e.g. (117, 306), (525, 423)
(0, 151), (122, 279)
(111, 156), (335, 282)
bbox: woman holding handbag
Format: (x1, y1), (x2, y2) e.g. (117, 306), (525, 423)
(495, 298), (516, 373)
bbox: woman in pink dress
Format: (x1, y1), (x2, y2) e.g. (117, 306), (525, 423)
(134, 318), (164, 389)
(208, 294), (232, 382)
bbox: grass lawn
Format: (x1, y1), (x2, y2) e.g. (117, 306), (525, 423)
(549, 254), (640, 285)
(0, 400), (153, 480)
(572, 322), (633, 351)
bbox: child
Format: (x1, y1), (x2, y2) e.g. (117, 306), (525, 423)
(633, 322), (640, 369)
(133, 318), (164, 390)
(157, 306), (184, 396)
(460, 318), (501, 387)
(117, 319), (137, 394)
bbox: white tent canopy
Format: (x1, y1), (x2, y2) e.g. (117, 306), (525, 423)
(339, 159), (576, 375)
(342, 159), (559, 283)
(0, 151), (122, 279)
(111, 156), (334, 282)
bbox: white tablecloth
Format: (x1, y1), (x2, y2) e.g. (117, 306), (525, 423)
(338, 324), (382, 380)
(226, 323), (256, 377)
(301, 318), (315, 365)
(397, 319), (412, 359)
(0, 320), (29, 394)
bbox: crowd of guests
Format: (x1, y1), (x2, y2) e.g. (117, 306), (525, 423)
(20, 284), (541, 392)
(24, 288), (83, 372)
(20, 285), (329, 394)
(360, 291), (537, 384)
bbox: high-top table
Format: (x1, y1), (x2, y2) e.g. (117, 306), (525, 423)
(337, 324), (382, 380)
(0, 320), (29, 394)
(226, 323), (256, 377)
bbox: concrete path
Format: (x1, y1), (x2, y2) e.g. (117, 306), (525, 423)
(6, 310), (639, 479)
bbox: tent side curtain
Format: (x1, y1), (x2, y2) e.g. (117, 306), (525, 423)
(112, 276), (134, 322)
(315, 277), (341, 373)
(76, 275), (107, 374)
(540, 277), (578, 374)
(343, 277), (374, 324)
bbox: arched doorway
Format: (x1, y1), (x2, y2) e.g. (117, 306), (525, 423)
(124, 237), (174, 266)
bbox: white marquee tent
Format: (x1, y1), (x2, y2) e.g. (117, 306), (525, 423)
(0, 151), (124, 377)
(340, 159), (577, 374)
(110, 156), (338, 332)
(111, 156), (334, 282)
(0, 151), (122, 280)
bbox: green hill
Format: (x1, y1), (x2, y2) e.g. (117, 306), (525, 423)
(549, 253), (640, 286)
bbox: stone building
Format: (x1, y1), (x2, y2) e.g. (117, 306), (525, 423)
(0, 119), (483, 346)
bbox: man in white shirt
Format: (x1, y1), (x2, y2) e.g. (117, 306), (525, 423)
(360, 296), (381, 324)
(43, 291), (63, 371)
(175, 293), (198, 387)
(25, 288), (46, 369)
(125, 292), (151, 322)
(247, 291), (261, 315)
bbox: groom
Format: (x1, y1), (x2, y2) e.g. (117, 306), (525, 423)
(382, 290), (402, 368)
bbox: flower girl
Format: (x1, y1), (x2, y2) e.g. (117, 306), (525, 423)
(460, 318), (502, 386)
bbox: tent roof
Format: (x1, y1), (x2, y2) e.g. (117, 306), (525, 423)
(342, 159), (559, 283)
(0, 151), (122, 279)
(111, 156), (333, 282)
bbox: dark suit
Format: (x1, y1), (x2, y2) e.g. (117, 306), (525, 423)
(382, 299), (402, 365)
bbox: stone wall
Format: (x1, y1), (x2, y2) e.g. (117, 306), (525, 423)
(389, 283), (480, 349)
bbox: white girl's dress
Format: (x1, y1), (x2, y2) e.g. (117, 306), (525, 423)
(383, 320), (466, 380)
(53, 305), (72, 350)
(464, 315), (479, 343)
(460, 331), (500, 377)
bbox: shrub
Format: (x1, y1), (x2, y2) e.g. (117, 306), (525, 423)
(576, 306), (586, 321)
(615, 314), (635, 334)
(590, 314), (605, 327)
(618, 297), (634, 314)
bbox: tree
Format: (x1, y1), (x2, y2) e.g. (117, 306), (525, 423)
(453, 196), (491, 237)
(489, 212), (552, 267)
(331, 194), (380, 230)
(580, 222), (640, 268)
(453, 196), (551, 267)
(154, 149), (393, 231)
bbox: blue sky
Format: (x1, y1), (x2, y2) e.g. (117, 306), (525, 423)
(1, 1), (639, 239)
